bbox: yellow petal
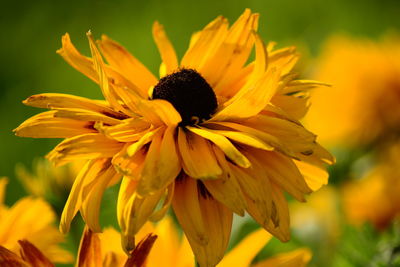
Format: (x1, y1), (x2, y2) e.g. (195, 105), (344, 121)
(126, 128), (160, 157)
(253, 248), (312, 267)
(203, 147), (247, 216)
(247, 183), (291, 242)
(14, 111), (96, 138)
(187, 126), (250, 168)
(177, 128), (222, 179)
(22, 93), (125, 118)
(172, 177), (232, 267)
(251, 149), (312, 202)
(98, 35), (157, 97)
(212, 67), (281, 121)
(136, 99), (182, 126)
(121, 189), (165, 253)
(181, 16), (229, 70)
(201, 126), (274, 151)
(57, 33), (98, 83)
(46, 133), (123, 166)
(295, 161), (328, 191)
(60, 159), (109, 233)
(218, 228), (271, 267)
(97, 118), (151, 143)
(152, 22), (178, 74)
(137, 126), (181, 195)
(0, 178), (7, 205)
(199, 9), (258, 88)
(80, 164), (119, 232)
(53, 107), (123, 125)
(87, 32), (127, 114)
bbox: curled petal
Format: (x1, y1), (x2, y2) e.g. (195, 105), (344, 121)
(172, 177), (232, 267)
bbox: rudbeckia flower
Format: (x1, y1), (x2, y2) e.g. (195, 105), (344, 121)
(304, 35), (400, 147)
(15, 9), (333, 266)
(0, 178), (73, 264)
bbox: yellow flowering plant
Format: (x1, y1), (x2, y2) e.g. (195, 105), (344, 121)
(14, 8), (333, 267)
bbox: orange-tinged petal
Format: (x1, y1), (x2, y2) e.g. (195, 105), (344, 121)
(126, 128), (160, 157)
(218, 228), (271, 267)
(22, 93), (125, 118)
(14, 111), (96, 138)
(76, 227), (102, 267)
(117, 177), (166, 253)
(87, 32), (128, 114)
(152, 22), (178, 75)
(18, 240), (54, 267)
(98, 118), (151, 143)
(253, 248), (312, 267)
(181, 16), (229, 70)
(98, 35), (157, 97)
(249, 183), (291, 242)
(46, 133), (123, 166)
(60, 159), (110, 233)
(53, 108), (123, 126)
(251, 149), (312, 201)
(57, 33), (98, 83)
(137, 126), (181, 195)
(0, 178), (7, 205)
(200, 9), (258, 87)
(80, 164), (119, 232)
(187, 126), (250, 168)
(201, 127), (274, 151)
(212, 67), (281, 121)
(295, 161), (328, 191)
(137, 99), (182, 126)
(172, 177), (232, 267)
(177, 128), (222, 179)
(203, 147), (247, 216)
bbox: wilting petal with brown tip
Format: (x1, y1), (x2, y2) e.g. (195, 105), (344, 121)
(172, 177), (232, 267)
(18, 240), (54, 267)
(0, 246), (29, 267)
(124, 234), (157, 267)
(76, 227), (102, 267)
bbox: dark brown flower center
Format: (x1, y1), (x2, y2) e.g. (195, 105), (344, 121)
(152, 68), (217, 126)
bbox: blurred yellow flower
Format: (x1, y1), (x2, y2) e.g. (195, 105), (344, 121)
(78, 217), (311, 267)
(304, 35), (400, 147)
(290, 186), (340, 263)
(342, 143), (400, 229)
(16, 158), (82, 201)
(0, 177), (73, 264)
(15, 9), (332, 266)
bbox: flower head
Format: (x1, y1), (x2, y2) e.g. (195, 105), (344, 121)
(15, 9), (333, 266)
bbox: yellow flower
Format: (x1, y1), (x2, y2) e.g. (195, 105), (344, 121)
(16, 158), (81, 201)
(342, 143), (400, 229)
(79, 217), (312, 267)
(15, 9), (332, 266)
(304, 35), (400, 147)
(0, 178), (73, 264)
